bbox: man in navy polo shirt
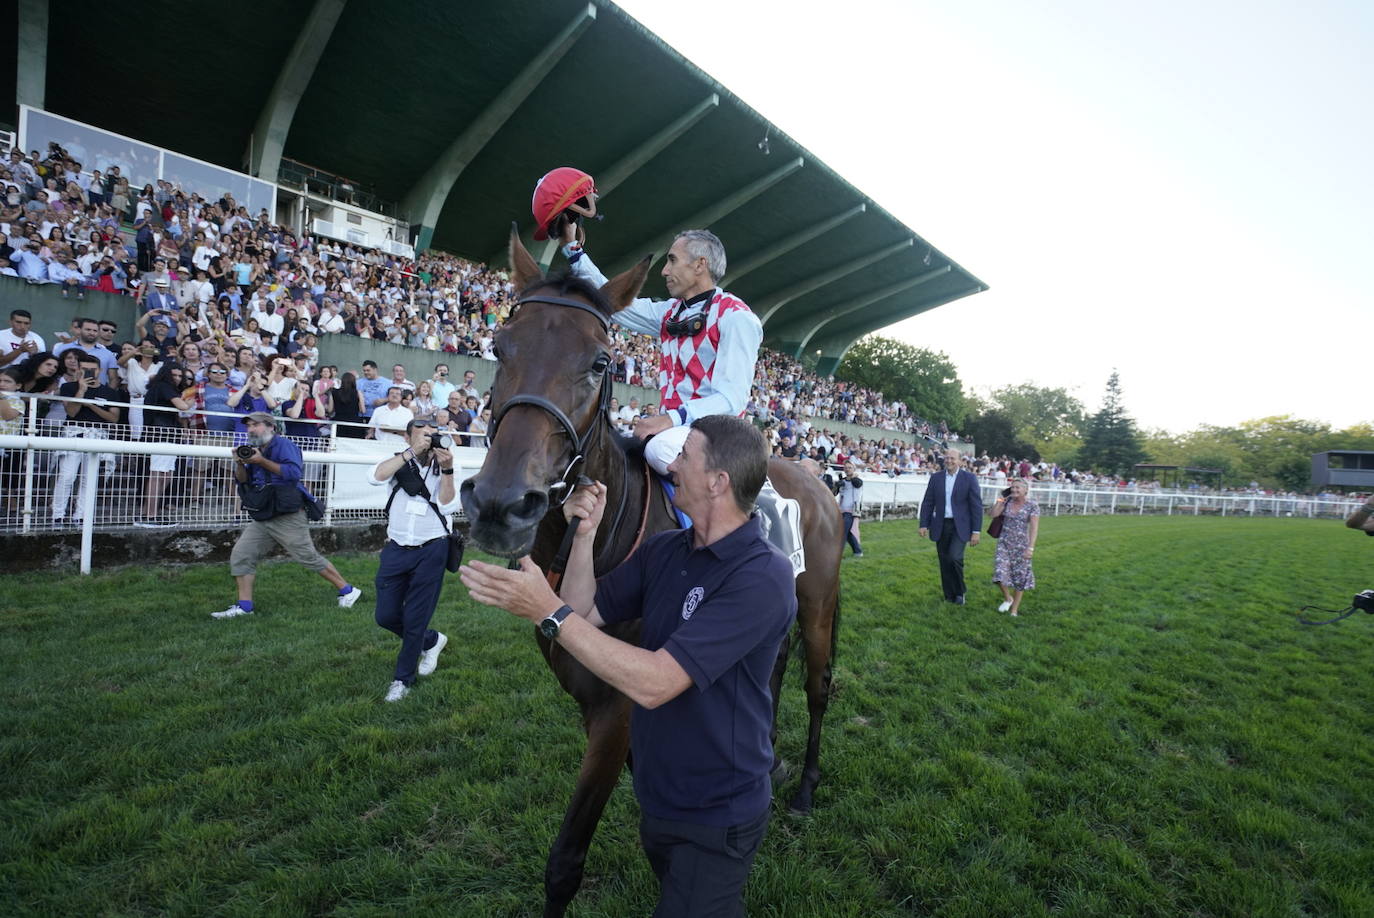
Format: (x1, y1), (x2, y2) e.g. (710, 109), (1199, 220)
(461, 415), (795, 916)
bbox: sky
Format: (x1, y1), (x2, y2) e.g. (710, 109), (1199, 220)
(615, 0), (1372, 433)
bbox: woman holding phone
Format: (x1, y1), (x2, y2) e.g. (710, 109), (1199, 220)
(989, 478), (1039, 616)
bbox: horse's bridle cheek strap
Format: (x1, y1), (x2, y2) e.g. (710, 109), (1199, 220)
(486, 293), (616, 506)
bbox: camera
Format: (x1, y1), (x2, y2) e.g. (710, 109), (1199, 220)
(1355, 590), (1374, 614)
(1001, 487), (1012, 497)
(428, 432), (454, 451)
(235, 445), (257, 460)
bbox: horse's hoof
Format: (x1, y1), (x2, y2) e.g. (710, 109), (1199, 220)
(770, 758), (790, 783)
(786, 791), (813, 814)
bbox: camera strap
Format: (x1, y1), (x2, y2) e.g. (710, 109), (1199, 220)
(1296, 604), (1359, 626)
(384, 459), (452, 536)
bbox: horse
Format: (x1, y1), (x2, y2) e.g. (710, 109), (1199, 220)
(459, 228), (843, 917)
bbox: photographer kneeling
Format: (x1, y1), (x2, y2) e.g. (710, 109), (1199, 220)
(367, 420), (462, 703)
(212, 411), (362, 619)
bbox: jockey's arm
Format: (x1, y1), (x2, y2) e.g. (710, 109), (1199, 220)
(564, 243), (663, 336)
(676, 309), (763, 423)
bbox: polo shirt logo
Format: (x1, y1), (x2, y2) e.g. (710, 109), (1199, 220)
(681, 586), (704, 620)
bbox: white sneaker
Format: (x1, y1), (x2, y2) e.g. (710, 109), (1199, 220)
(997, 601), (1012, 613)
(338, 586), (363, 608)
(212, 604), (252, 619)
(418, 632), (448, 677)
(385, 680), (410, 703)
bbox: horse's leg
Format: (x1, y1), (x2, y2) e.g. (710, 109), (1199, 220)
(542, 700), (632, 918)
(788, 586), (838, 813)
(767, 630), (792, 781)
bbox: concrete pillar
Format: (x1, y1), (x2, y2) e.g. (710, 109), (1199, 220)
(246, 0), (348, 184)
(405, 3), (597, 253)
(17, 0), (48, 110)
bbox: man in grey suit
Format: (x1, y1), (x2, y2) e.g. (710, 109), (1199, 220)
(919, 448), (983, 604)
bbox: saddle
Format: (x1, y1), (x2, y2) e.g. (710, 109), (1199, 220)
(656, 475), (806, 577)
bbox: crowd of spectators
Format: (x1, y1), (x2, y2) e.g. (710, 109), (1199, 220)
(1, 140), (959, 444)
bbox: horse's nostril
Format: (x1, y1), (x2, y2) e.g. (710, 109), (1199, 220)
(510, 490), (548, 523)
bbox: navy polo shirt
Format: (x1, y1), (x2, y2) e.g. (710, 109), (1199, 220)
(594, 515), (797, 827)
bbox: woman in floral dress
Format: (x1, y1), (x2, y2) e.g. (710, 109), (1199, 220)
(990, 478), (1039, 616)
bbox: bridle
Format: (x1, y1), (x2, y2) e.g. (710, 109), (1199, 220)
(485, 293), (636, 582)
(487, 295), (616, 507)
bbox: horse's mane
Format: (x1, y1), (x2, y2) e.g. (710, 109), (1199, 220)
(517, 270), (613, 320)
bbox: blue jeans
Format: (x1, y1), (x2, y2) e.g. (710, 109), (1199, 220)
(841, 511), (861, 555)
(374, 539), (447, 684)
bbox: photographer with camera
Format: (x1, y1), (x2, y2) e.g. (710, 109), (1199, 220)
(368, 420), (461, 703)
(212, 412), (361, 619)
(838, 460), (865, 558)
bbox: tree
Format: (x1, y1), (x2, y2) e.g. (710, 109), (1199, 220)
(1077, 371), (1147, 477)
(835, 336), (967, 428)
(962, 409), (1036, 460)
(986, 382), (1086, 461)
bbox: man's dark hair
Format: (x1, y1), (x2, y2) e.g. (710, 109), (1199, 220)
(10, 309), (31, 320)
(362, 359), (377, 368)
(387, 386), (403, 397)
(692, 415), (769, 514)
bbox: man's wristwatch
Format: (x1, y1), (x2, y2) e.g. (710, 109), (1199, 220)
(539, 604), (574, 640)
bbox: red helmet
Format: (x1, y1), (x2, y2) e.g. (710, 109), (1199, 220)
(531, 167), (598, 241)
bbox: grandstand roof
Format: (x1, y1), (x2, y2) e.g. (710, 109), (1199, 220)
(9, 0), (986, 368)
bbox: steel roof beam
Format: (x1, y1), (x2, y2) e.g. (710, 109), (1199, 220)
(246, 0), (348, 184)
(767, 264), (952, 348)
(500, 92), (722, 267)
(755, 238), (912, 325)
(406, 3), (597, 253)
(809, 284), (987, 375)
(602, 156), (805, 276)
(728, 203), (866, 286)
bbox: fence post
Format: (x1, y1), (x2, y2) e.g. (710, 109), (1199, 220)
(323, 423), (338, 526)
(22, 396), (37, 534)
(79, 453), (97, 575)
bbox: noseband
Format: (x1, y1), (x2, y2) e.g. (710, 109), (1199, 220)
(487, 295), (615, 506)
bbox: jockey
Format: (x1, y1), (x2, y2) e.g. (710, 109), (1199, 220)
(532, 167), (763, 477)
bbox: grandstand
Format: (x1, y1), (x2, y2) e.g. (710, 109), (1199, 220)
(3, 0), (985, 374)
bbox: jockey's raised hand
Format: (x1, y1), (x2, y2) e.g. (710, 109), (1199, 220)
(563, 480), (608, 534)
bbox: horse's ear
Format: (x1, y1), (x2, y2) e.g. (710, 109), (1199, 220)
(508, 223), (541, 291)
(599, 254), (653, 315)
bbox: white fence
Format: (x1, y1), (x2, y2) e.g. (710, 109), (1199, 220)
(850, 474), (1361, 521)
(4, 395), (1359, 574)
(1, 395), (488, 572)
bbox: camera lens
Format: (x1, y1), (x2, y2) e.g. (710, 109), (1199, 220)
(235, 445), (256, 460)
(430, 432), (454, 450)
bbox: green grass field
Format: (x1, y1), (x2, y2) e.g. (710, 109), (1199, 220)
(3, 516), (1372, 917)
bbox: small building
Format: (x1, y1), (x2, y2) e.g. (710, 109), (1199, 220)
(1311, 451), (1374, 488)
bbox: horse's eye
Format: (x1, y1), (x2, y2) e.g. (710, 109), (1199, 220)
(592, 354), (610, 373)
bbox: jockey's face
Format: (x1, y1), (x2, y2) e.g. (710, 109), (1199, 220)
(661, 237), (712, 301)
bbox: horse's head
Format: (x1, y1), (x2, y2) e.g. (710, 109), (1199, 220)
(459, 226), (650, 557)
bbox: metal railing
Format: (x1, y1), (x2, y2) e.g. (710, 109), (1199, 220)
(845, 472), (1362, 521)
(1, 395), (490, 569)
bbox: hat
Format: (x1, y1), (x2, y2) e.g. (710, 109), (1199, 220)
(531, 167), (598, 241)
(176, 265), (189, 274)
(244, 411), (278, 428)
(154, 277), (169, 287)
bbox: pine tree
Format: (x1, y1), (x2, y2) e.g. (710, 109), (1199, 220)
(1077, 371), (1147, 477)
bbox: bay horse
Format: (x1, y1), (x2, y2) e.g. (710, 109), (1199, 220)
(459, 228), (842, 917)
